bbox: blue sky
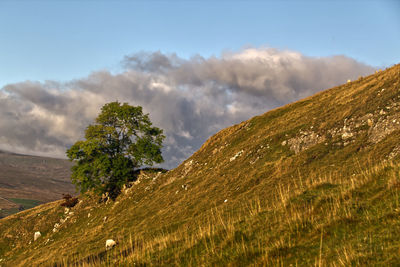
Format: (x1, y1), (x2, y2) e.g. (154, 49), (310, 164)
(0, 0), (399, 89)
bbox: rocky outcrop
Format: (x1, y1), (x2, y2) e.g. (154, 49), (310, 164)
(284, 130), (325, 154)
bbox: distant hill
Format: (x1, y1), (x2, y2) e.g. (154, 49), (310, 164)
(1, 65), (400, 265)
(0, 151), (74, 218)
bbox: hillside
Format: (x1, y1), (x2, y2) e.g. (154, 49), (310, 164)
(1, 64), (400, 266)
(0, 151), (74, 218)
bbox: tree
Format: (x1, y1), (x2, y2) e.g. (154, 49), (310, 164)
(66, 101), (165, 199)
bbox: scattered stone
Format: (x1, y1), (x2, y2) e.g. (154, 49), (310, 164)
(230, 150), (244, 162)
(152, 172), (162, 181)
(369, 112), (400, 143)
(87, 213), (91, 218)
(388, 145), (400, 160)
(34, 231), (41, 241)
(182, 159), (194, 175)
(250, 157), (259, 164)
(106, 239), (117, 250)
(341, 131), (353, 140)
(286, 131), (325, 154)
(224, 199), (228, 203)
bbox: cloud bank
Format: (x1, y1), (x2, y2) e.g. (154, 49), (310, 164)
(0, 47), (374, 168)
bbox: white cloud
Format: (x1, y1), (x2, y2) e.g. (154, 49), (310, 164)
(0, 47), (375, 168)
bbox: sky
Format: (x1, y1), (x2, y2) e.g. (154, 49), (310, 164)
(0, 1), (399, 168)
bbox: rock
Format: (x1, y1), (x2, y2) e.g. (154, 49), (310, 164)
(388, 145), (400, 160)
(230, 150), (244, 162)
(106, 239), (117, 250)
(224, 199), (228, 203)
(286, 131), (325, 154)
(341, 131), (353, 140)
(87, 213), (91, 218)
(34, 231), (41, 241)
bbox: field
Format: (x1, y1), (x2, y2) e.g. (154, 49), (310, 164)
(0, 151), (74, 217)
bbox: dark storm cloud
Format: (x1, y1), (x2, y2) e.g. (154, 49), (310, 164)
(0, 48), (375, 168)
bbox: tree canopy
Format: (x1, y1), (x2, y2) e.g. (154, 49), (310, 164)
(66, 101), (165, 198)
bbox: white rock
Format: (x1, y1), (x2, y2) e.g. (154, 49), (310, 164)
(230, 150), (244, 162)
(341, 132), (353, 140)
(88, 213), (91, 218)
(224, 199), (228, 203)
(106, 239), (117, 250)
(34, 231), (41, 241)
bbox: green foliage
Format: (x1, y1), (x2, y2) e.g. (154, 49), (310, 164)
(66, 101), (165, 197)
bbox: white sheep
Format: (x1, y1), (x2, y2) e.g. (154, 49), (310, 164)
(105, 239), (117, 250)
(34, 231), (41, 241)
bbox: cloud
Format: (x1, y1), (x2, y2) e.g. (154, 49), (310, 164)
(0, 47), (374, 168)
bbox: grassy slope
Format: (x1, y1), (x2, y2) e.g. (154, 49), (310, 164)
(0, 65), (400, 266)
